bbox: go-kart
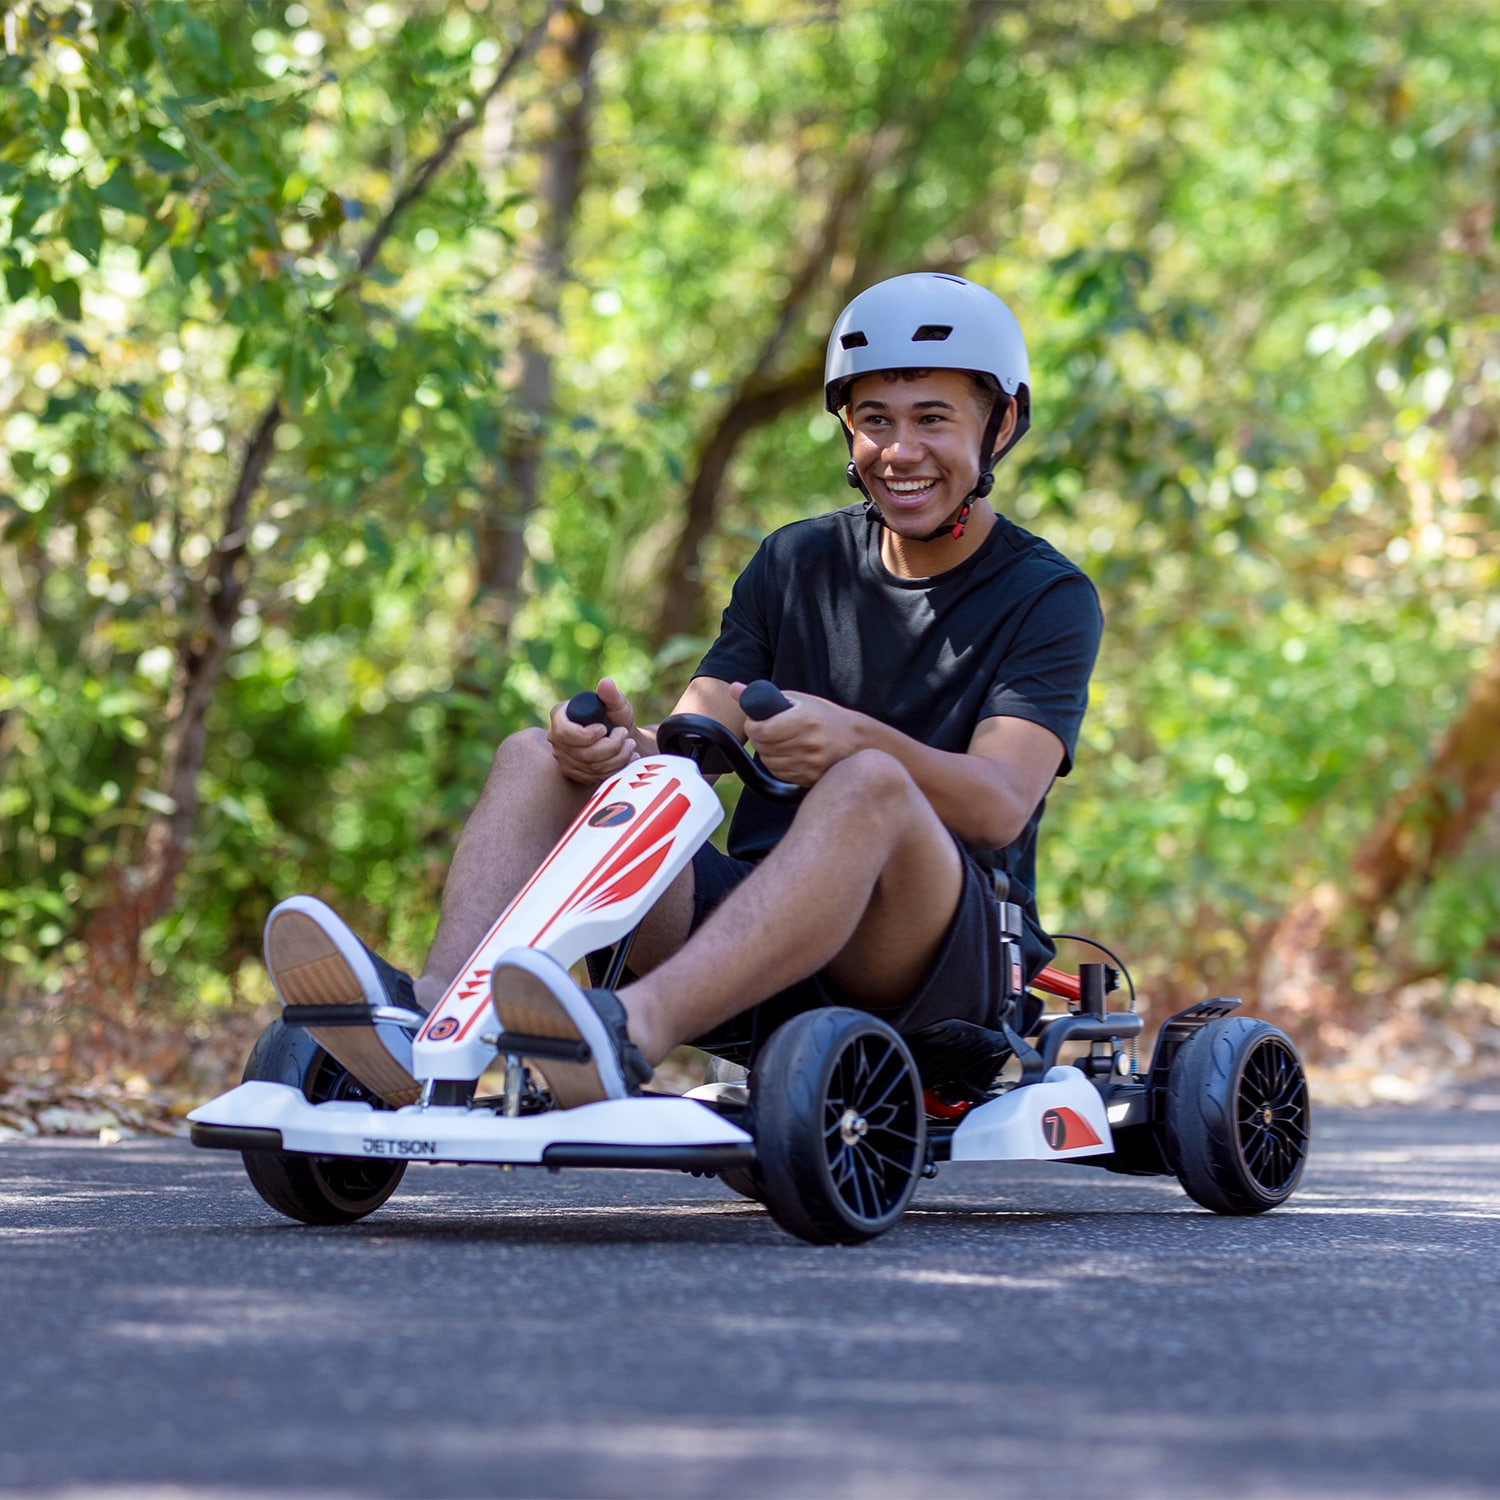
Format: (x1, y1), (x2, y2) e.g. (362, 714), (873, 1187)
(189, 683), (1311, 1245)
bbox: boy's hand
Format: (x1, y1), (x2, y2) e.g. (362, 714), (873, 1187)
(548, 677), (640, 785)
(733, 683), (862, 787)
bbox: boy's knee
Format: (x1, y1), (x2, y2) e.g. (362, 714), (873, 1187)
(807, 748), (924, 823)
(826, 747), (916, 799)
(487, 726), (554, 783)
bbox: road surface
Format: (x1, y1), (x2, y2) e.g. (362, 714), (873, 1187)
(2, 1107), (1498, 1498)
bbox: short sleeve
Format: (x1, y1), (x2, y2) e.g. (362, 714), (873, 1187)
(693, 541), (776, 686)
(980, 573), (1102, 776)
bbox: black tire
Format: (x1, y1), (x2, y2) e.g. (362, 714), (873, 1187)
(752, 1008), (926, 1245)
(1165, 1017), (1310, 1214)
(239, 1019), (407, 1225)
(716, 1165), (767, 1203)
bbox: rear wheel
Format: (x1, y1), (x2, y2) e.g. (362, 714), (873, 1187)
(716, 1164), (767, 1203)
(239, 1019), (407, 1225)
(1165, 1017), (1309, 1214)
(752, 1008), (926, 1245)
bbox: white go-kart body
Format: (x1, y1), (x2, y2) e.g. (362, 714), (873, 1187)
(190, 749), (1115, 1174)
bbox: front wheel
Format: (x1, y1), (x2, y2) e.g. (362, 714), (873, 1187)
(752, 1008), (926, 1245)
(1165, 1017), (1310, 1214)
(239, 1018), (407, 1225)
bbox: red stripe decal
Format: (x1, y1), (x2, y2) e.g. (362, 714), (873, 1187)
(419, 962), (493, 1041)
(1041, 1105), (1102, 1151)
(583, 841), (672, 911)
(534, 778), (682, 934)
(444, 772), (685, 1044)
(530, 785), (688, 949)
(566, 790), (689, 913)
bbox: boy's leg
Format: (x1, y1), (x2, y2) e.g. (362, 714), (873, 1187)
(620, 748), (962, 1065)
(415, 728), (694, 1010)
(267, 725), (694, 1106)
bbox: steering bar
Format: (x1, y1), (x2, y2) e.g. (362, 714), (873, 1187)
(658, 679), (802, 803)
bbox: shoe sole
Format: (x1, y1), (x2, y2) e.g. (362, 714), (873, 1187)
(490, 950), (624, 1110)
(265, 902), (423, 1108)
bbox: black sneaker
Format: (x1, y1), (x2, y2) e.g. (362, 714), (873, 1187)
(489, 948), (651, 1109)
(264, 895), (426, 1107)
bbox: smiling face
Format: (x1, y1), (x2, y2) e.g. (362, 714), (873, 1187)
(845, 369), (999, 542)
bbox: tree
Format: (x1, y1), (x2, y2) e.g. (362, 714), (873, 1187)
(2, 0), (1497, 1082)
(476, 4), (597, 650)
(1, 0), (557, 1013)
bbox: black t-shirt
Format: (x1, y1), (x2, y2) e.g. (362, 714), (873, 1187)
(694, 503), (1103, 970)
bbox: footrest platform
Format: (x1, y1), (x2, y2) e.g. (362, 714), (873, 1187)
(188, 1081), (753, 1167)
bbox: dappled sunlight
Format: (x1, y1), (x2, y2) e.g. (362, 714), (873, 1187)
(3, 1), (1500, 1491)
(2, 1121), (1498, 1497)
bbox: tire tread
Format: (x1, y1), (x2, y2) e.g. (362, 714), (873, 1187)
(752, 1008), (924, 1245)
(1165, 1017), (1308, 1215)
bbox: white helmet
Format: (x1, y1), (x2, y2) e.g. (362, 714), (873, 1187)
(825, 272), (1031, 470)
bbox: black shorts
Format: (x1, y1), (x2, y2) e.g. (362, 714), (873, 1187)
(684, 837), (1009, 1064)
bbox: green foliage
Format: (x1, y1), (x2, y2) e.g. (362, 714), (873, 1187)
(0, 637), (145, 975)
(2, 0), (1498, 1019)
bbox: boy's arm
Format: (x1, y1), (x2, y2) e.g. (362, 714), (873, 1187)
(657, 676), (746, 744)
(741, 691), (1063, 850)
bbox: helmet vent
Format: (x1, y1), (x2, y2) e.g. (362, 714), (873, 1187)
(839, 331), (869, 349)
(912, 324), (952, 342)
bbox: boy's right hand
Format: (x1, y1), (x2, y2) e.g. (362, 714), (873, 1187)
(548, 678), (640, 785)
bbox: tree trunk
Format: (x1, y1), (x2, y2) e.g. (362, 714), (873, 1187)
(73, 11), (557, 1011)
(77, 399), (281, 1010)
(649, 0), (1000, 648)
(1352, 639), (1500, 908)
(475, 5), (598, 646)
(653, 358), (826, 647)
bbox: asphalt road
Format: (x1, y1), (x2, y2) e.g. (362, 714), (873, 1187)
(2, 1108), (1499, 1500)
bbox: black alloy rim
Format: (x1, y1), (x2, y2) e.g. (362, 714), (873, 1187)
(1236, 1035), (1309, 1195)
(822, 1031), (922, 1226)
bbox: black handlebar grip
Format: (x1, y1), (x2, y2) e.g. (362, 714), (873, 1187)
(565, 690), (613, 729)
(740, 679), (794, 720)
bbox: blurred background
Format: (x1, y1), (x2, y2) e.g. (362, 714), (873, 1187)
(2, 0), (1498, 1120)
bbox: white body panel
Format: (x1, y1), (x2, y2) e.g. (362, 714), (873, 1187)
(949, 1066), (1114, 1162)
(411, 755), (723, 1082)
(189, 1081), (751, 1164)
